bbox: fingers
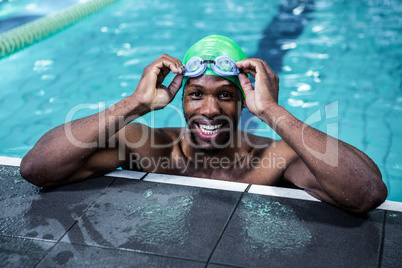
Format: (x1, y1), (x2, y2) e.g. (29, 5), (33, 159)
(167, 74), (184, 97)
(236, 58), (275, 78)
(238, 73), (254, 96)
(237, 58), (279, 87)
(236, 59), (258, 77)
(142, 54), (183, 82)
(153, 54), (184, 75)
(153, 55), (184, 97)
(140, 54), (184, 91)
(237, 60), (258, 77)
(150, 54), (184, 88)
(156, 67), (171, 86)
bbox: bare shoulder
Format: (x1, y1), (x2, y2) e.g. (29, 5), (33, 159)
(236, 131), (299, 185)
(157, 126), (186, 143)
(122, 123), (184, 151)
(240, 130), (298, 167)
(240, 130), (278, 149)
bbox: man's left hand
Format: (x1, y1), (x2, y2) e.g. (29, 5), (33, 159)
(236, 59), (280, 117)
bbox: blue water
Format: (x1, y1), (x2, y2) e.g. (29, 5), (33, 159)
(0, 0), (80, 33)
(0, 0), (401, 201)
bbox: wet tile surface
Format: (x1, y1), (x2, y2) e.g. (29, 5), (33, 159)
(0, 165), (114, 241)
(0, 236), (55, 268)
(2, 164), (402, 267)
(61, 178), (242, 262)
(210, 193), (385, 267)
(207, 264), (244, 268)
(381, 211), (402, 267)
(37, 242), (205, 267)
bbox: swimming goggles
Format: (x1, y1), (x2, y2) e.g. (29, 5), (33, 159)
(183, 56), (240, 77)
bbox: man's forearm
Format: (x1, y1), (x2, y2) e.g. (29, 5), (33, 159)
(20, 95), (149, 185)
(260, 104), (386, 211)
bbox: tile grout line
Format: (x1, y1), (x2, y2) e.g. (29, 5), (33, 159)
(57, 177), (118, 242)
(377, 210), (387, 268)
(109, 247), (207, 265)
(204, 185), (251, 267)
(33, 177), (118, 267)
(0, 233), (56, 243)
(33, 241), (59, 268)
(45, 240), (208, 265)
(140, 173), (149, 180)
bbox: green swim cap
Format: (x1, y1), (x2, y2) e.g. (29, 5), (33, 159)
(182, 35), (247, 99)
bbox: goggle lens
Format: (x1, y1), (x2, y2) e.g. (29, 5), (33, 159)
(216, 58), (232, 72)
(183, 56), (239, 77)
(186, 58), (202, 72)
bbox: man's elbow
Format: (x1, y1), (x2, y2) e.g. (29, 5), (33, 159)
(20, 156), (47, 187)
(353, 177), (388, 214)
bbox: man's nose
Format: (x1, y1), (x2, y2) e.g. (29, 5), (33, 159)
(200, 96), (220, 118)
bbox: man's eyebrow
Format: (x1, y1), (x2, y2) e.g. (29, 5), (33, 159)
(187, 83), (234, 89)
(186, 84), (204, 89)
(216, 84), (236, 90)
(186, 83), (236, 92)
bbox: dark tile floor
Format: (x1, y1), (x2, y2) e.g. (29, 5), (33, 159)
(0, 164), (401, 267)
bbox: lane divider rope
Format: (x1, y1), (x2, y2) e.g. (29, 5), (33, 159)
(0, 0), (120, 59)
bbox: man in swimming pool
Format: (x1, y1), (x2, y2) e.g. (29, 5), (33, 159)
(20, 35), (387, 213)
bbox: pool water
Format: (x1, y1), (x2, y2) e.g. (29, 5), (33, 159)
(0, 0), (80, 33)
(0, 0), (401, 201)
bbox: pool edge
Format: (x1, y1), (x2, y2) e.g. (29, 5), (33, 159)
(1, 156), (401, 213)
(0, 156), (21, 166)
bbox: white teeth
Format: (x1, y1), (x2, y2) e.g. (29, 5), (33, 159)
(199, 124), (222, 135)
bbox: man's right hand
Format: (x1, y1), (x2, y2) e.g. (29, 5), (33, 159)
(20, 54), (184, 187)
(133, 54), (184, 111)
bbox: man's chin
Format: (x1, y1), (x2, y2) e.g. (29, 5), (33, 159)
(197, 143), (222, 153)
(189, 132), (230, 152)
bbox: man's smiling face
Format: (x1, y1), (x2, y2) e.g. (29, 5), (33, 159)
(183, 75), (244, 151)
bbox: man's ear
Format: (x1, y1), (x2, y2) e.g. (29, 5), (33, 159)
(242, 98), (247, 108)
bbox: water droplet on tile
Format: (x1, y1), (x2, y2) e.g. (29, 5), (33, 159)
(240, 196), (312, 253)
(142, 189), (153, 198)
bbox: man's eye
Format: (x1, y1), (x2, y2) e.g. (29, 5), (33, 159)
(219, 92), (232, 99)
(191, 92), (202, 98)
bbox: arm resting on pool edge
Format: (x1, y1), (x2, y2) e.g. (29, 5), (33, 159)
(19, 97), (148, 187)
(236, 58), (387, 213)
(20, 54), (184, 187)
(276, 107), (387, 213)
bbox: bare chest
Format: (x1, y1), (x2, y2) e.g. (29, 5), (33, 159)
(137, 152), (286, 185)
